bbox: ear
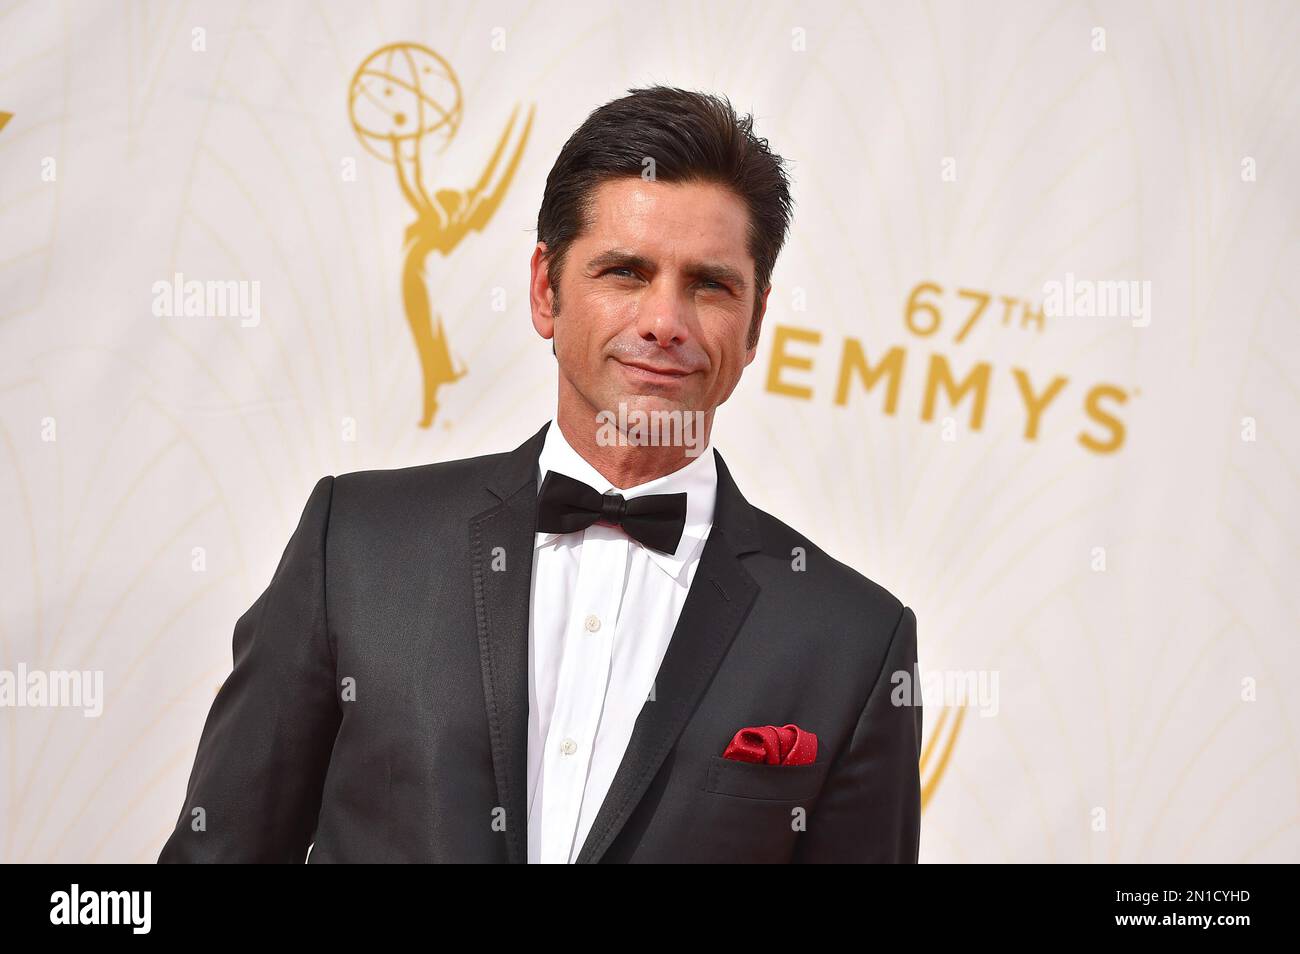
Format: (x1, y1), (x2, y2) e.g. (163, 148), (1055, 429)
(530, 242), (556, 341)
(743, 284), (771, 368)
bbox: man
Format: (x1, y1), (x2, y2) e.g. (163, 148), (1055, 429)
(159, 85), (921, 864)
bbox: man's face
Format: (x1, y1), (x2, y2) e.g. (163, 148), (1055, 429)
(530, 177), (769, 432)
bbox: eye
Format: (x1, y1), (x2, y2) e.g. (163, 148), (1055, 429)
(699, 279), (729, 292)
(606, 266), (638, 279)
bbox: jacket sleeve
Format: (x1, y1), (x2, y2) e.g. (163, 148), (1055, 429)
(794, 604), (922, 863)
(159, 476), (342, 863)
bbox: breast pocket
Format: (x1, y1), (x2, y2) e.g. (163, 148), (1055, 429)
(705, 755), (831, 801)
(688, 756), (832, 862)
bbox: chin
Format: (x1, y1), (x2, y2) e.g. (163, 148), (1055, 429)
(614, 393), (694, 416)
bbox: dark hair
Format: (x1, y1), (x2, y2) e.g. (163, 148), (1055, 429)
(536, 85), (794, 349)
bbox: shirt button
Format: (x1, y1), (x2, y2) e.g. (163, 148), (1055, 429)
(584, 614), (601, 633)
(560, 738), (577, 756)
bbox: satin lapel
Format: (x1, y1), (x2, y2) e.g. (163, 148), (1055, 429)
(469, 421), (550, 864)
(574, 450), (762, 864)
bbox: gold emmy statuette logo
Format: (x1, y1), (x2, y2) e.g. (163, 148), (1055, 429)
(0, 111), (12, 133)
(349, 44), (535, 428)
(921, 703), (962, 810)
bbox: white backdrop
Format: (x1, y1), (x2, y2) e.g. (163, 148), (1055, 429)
(1, 0), (1298, 862)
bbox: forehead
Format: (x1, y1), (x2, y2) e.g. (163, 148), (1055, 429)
(579, 177), (752, 263)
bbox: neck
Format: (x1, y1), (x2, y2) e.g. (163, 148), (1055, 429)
(554, 404), (714, 490)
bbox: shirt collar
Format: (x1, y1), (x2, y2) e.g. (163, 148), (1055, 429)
(534, 417), (717, 583)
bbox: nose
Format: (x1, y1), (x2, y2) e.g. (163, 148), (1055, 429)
(633, 279), (693, 348)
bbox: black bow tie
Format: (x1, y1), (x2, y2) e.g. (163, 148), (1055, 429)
(536, 470), (688, 555)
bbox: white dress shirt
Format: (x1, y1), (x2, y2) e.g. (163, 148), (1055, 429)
(526, 418), (718, 863)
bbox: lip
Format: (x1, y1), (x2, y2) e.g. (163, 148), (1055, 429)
(616, 359), (694, 382)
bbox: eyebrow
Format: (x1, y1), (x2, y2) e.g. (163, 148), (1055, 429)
(585, 248), (749, 293)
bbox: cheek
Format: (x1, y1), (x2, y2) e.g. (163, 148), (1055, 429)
(577, 292), (632, 347)
(716, 353), (746, 391)
(709, 318), (751, 376)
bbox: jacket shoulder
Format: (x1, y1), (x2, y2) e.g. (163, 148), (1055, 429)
(326, 446), (512, 523)
(747, 505), (906, 625)
(335, 447), (505, 484)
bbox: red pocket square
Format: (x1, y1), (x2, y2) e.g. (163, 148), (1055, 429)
(722, 723), (818, 766)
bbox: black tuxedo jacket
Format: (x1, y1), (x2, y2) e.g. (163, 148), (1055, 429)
(159, 421), (921, 863)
